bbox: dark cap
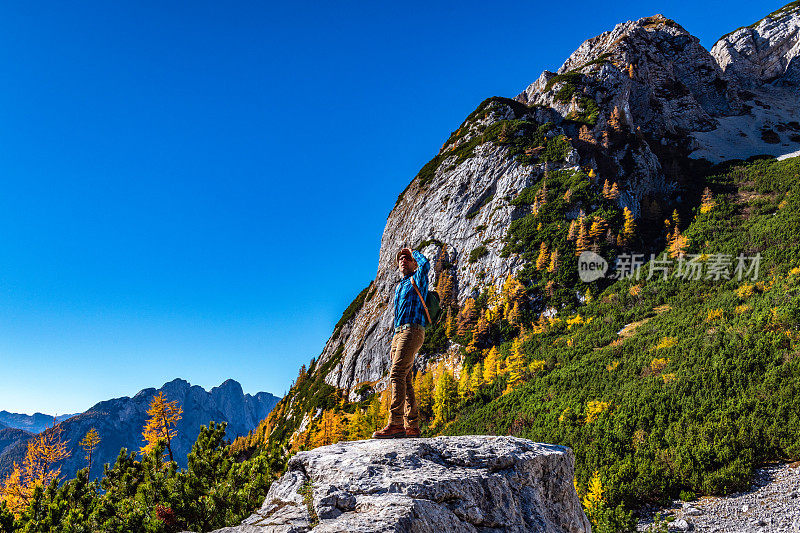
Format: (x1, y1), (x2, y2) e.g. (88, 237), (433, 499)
(396, 248), (414, 262)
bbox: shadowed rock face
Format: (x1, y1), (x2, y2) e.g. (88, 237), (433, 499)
(211, 436), (590, 533)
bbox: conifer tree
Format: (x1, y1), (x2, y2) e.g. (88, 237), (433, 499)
(578, 125), (595, 144)
(378, 388), (391, 426)
(608, 106), (623, 131)
(536, 242), (549, 270)
(544, 279), (556, 297)
(567, 219), (577, 241)
(0, 423), (70, 514)
(296, 364), (307, 386)
(700, 187), (715, 213)
(589, 218), (607, 243)
(548, 249), (559, 273)
(608, 182), (620, 200)
(348, 409), (366, 440)
(466, 330), (479, 353)
(475, 315), (490, 343)
(420, 371), (435, 422)
(509, 301), (523, 326)
(627, 63), (635, 78)
(432, 369), (458, 426)
(483, 347), (499, 384)
(457, 298), (477, 336)
(445, 307), (456, 338)
(79, 428), (101, 473)
(366, 393), (382, 432)
(668, 227), (689, 259)
(141, 391), (182, 462)
(437, 270), (456, 310)
(575, 219), (588, 256)
(672, 209), (681, 229)
(457, 367), (470, 400)
(602, 179), (611, 198)
(505, 338), (527, 392)
(622, 207), (636, 245)
(469, 362), (484, 394)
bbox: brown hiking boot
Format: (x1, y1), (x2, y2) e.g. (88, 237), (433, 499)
(404, 427), (420, 438)
(371, 423), (406, 439)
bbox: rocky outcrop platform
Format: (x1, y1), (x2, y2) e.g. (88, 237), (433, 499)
(212, 436), (590, 533)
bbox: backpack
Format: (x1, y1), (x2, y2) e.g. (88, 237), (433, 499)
(410, 278), (442, 328)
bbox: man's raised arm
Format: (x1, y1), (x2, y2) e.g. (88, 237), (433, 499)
(411, 250), (430, 295)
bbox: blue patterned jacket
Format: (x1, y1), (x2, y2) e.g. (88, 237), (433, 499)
(393, 250), (430, 329)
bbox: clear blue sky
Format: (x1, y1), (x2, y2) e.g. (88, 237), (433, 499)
(0, 0), (783, 415)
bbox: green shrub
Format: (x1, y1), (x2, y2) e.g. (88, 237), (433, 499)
(468, 246), (488, 263)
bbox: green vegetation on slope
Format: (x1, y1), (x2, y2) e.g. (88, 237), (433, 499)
(444, 157), (800, 512)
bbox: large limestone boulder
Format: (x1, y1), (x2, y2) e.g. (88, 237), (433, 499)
(212, 436), (590, 533)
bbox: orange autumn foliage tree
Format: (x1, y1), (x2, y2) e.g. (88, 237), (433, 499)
(0, 422), (70, 515)
(141, 391), (183, 463)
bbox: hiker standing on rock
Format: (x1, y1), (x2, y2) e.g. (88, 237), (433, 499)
(372, 247), (430, 439)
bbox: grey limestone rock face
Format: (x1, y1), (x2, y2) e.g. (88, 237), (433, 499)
(211, 436), (590, 533)
(711, 3), (800, 88)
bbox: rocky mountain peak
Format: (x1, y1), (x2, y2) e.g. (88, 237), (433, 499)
(301, 3), (800, 413)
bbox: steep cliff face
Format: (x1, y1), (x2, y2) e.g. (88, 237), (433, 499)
(302, 5), (800, 412)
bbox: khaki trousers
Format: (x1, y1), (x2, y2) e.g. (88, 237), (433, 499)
(388, 327), (425, 428)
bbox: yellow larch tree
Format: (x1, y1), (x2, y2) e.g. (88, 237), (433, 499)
(445, 307), (456, 338)
(508, 301), (523, 326)
(567, 219), (577, 241)
(475, 315), (490, 344)
(457, 367), (470, 400)
(466, 332), (479, 353)
(0, 423), (70, 515)
(469, 362), (484, 394)
(457, 298), (477, 336)
(700, 187), (715, 213)
(437, 270), (456, 310)
(504, 337), (527, 393)
(589, 218), (607, 243)
(622, 207), (636, 245)
(575, 219), (588, 256)
(608, 182), (620, 200)
(79, 428), (101, 472)
(608, 106), (623, 131)
(578, 125), (595, 144)
(432, 368), (458, 426)
(141, 391), (183, 462)
(668, 228), (689, 258)
(582, 470), (606, 522)
(536, 242), (549, 270)
(548, 249), (559, 273)
(483, 347), (499, 384)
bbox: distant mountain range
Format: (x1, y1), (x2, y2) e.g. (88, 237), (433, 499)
(0, 378), (280, 480)
(0, 411), (76, 434)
